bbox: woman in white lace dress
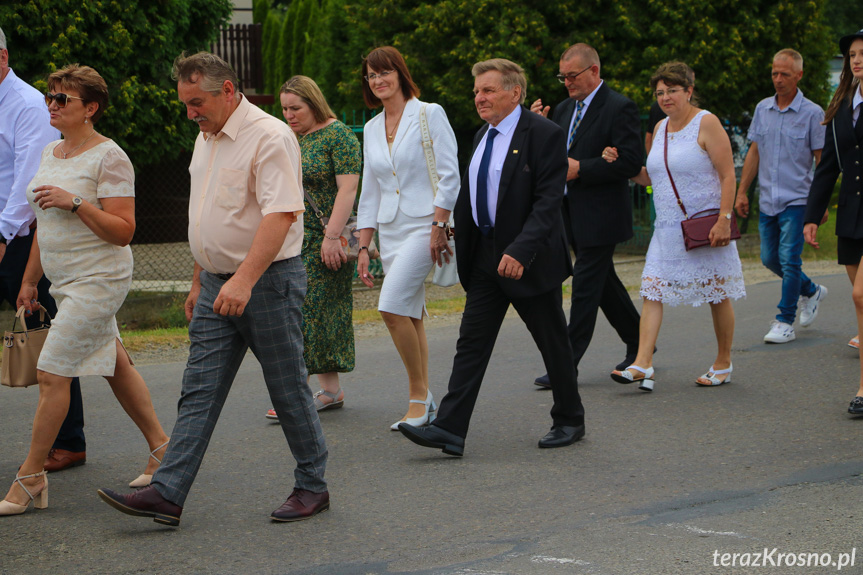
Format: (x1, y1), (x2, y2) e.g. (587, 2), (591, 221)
(605, 61), (745, 392)
(0, 65), (169, 517)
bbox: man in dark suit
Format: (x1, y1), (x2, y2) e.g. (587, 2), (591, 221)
(398, 58), (585, 455)
(530, 43), (643, 385)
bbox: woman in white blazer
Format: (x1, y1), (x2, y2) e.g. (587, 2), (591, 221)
(356, 46), (460, 430)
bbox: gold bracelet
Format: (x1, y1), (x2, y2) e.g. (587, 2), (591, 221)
(324, 234), (340, 241)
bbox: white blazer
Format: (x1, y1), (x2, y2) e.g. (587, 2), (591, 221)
(357, 98), (460, 228)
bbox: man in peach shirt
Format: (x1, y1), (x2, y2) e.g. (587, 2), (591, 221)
(99, 52), (329, 526)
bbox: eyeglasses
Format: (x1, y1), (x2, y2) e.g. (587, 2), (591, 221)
(364, 70), (395, 82)
(45, 92), (85, 108)
(556, 66), (593, 83)
(654, 87), (686, 99)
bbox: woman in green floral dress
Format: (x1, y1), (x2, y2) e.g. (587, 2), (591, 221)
(266, 76), (361, 417)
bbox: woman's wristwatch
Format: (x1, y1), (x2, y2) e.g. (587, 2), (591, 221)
(358, 246), (369, 254)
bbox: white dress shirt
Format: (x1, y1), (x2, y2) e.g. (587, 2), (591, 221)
(0, 68), (60, 242)
(467, 105), (522, 228)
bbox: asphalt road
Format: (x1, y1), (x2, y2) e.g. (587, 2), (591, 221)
(1, 273), (862, 575)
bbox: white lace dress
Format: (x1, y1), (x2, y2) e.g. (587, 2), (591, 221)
(641, 111), (745, 306)
(26, 140), (134, 377)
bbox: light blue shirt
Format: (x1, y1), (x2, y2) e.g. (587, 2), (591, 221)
(0, 68), (60, 241)
(747, 89), (824, 216)
(468, 104), (521, 228)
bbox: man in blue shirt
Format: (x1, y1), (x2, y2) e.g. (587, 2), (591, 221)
(0, 27), (87, 470)
(736, 48), (826, 344)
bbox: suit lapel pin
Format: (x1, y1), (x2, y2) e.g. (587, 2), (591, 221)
(512, 150), (518, 154)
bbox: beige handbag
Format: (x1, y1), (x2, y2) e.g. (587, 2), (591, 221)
(1, 305), (51, 388)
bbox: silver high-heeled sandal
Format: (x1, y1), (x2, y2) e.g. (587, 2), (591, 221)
(0, 470), (48, 516)
(129, 440), (170, 488)
(389, 390), (437, 431)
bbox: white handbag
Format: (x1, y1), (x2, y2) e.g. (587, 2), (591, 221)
(419, 104), (459, 287)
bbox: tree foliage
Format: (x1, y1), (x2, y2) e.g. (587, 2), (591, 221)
(256, 0), (833, 144)
(1, 0), (234, 168)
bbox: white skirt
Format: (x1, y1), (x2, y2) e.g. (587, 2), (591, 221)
(377, 209), (435, 319)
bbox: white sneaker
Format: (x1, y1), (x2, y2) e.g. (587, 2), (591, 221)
(764, 320), (796, 343)
(799, 284), (827, 327)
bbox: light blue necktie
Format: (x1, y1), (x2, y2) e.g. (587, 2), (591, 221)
(567, 100), (585, 149)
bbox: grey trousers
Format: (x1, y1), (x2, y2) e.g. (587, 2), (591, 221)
(152, 257), (328, 507)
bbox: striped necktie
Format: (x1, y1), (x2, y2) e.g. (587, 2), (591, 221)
(568, 100), (585, 149)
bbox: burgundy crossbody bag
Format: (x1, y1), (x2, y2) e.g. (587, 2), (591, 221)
(663, 121), (740, 251)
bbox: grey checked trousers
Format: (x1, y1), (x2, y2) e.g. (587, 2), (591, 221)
(151, 258), (328, 507)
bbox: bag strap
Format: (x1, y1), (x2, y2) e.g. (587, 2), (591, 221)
(663, 120), (689, 219)
(11, 305), (49, 333)
(419, 104), (440, 197)
(301, 188), (328, 225)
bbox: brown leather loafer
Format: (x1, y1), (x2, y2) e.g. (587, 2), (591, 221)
(43, 449), (86, 472)
(270, 488), (330, 522)
(97, 485), (183, 526)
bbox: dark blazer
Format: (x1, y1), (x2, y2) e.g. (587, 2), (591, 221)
(454, 108), (571, 299)
(552, 82), (643, 247)
(805, 98), (863, 239)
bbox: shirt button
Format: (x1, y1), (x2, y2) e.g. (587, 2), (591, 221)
(392, 171), (396, 176)
(396, 189), (399, 194)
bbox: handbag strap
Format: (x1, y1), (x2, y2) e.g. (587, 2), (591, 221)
(663, 120), (689, 219)
(419, 104), (440, 197)
(301, 188), (328, 225)
(10, 305), (49, 333)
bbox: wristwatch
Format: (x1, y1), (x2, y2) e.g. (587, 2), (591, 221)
(358, 246), (369, 254)
(432, 221), (447, 228)
(71, 196), (83, 213)
(722, 212), (732, 220)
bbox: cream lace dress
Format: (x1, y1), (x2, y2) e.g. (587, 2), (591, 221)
(641, 111), (746, 306)
(27, 140), (134, 376)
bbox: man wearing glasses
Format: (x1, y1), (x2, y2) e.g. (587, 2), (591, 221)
(0, 26), (87, 472)
(530, 43), (643, 387)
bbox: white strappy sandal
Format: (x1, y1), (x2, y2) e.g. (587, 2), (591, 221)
(610, 365), (655, 392)
(696, 365), (732, 386)
(129, 440), (170, 488)
(389, 391), (437, 431)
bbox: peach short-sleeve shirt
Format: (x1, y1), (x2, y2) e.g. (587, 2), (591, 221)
(188, 94), (304, 274)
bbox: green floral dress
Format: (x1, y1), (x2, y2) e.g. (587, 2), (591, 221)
(300, 121), (361, 374)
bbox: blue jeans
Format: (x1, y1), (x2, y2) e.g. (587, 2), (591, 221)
(759, 206), (816, 325)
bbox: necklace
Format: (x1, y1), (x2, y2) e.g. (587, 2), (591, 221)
(386, 109), (403, 141)
(61, 130), (97, 159)
(667, 108), (696, 140)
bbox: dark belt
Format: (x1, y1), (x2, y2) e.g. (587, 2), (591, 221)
(214, 272), (235, 281)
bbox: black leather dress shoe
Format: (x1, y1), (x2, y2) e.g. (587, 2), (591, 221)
(271, 488), (330, 522)
(538, 424), (585, 448)
(398, 423), (465, 456)
(849, 396), (863, 415)
(534, 374), (551, 389)
(97, 485), (182, 526)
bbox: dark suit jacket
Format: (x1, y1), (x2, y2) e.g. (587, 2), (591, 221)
(454, 108), (571, 299)
(552, 82), (643, 248)
(805, 98), (863, 238)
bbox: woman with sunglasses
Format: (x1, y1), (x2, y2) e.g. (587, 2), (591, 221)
(356, 46), (459, 430)
(804, 29), (863, 415)
(0, 64), (169, 516)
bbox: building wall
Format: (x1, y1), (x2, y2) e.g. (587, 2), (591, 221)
(230, 0), (254, 25)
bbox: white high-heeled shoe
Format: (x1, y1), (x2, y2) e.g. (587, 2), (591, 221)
(389, 391), (437, 431)
(0, 470), (48, 516)
(129, 440), (169, 488)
